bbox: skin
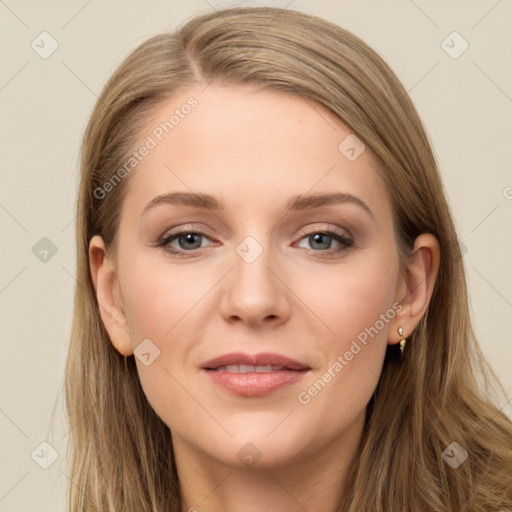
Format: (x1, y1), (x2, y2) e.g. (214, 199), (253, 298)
(89, 84), (440, 512)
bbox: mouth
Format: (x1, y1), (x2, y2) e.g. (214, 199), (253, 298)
(200, 352), (311, 397)
(210, 364), (296, 373)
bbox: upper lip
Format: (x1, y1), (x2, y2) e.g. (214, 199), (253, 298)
(201, 352), (310, 371)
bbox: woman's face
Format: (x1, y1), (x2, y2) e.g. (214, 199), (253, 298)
(98, 84), (406, 468)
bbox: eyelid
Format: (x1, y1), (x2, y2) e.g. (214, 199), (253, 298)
(295, 222), (352, 239)
(159, 223), (214, 240)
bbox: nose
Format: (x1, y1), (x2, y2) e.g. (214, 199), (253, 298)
(219, 238), (291, 328)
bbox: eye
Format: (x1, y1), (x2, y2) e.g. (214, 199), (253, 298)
(159, 230), (216, 255)
(295, 231), (353, 256)
(157, 228), (354, 257)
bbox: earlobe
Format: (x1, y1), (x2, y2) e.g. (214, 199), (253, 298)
(389, 233), (440, 345)
(88, 235), (134, 356)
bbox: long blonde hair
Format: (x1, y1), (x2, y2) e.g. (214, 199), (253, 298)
(64, 7), (512, 511)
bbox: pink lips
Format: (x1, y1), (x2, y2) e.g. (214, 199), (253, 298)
(201, 352), (310, 397)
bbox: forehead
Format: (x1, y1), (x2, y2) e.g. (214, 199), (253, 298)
(122, 83), (391, 220)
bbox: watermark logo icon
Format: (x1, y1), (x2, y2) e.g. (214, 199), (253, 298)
(338, 134), (365, 161)
(441, 31), (469, 59)
(31, 441), (59, 469)
(32, 237), (58, 263)
(134, 338), (161, 366)
(236, 236), (263, 264)
(237, 442), (262, 466)
(31, 31), (59, 59)
(442, 441), (468, 468)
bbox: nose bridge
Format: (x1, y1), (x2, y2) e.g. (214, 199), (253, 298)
(220, 230), (290, 325)
(233, 231), (280, 297)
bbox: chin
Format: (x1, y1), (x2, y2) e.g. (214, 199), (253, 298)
(206, 427), (310, 469)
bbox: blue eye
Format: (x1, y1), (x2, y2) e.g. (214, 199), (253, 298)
(160, 231), (213, 253)
(296, 231), (353, 255)
(158, 229), (353, 257)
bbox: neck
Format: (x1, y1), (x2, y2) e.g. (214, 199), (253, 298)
(175, 409), (365, 512)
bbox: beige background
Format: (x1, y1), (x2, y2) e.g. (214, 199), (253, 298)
(0, 0), (511, 510)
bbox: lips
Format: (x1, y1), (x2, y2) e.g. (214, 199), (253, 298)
(201, 352), (310, 371)
(201, 352), (310, 397)
(213, 364), (286, 373)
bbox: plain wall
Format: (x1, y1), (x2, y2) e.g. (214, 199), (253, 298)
(0, 1), (510, 510)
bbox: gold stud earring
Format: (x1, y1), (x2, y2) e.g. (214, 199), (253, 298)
(398, 327), (406, 354)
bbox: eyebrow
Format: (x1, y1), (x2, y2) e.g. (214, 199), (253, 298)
(142, 191), (375, 219)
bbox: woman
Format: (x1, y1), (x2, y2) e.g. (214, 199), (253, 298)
(64, 6), (512, 511)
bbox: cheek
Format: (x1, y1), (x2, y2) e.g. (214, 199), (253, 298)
(292, 253), (399, 409)
(122, 283), (170, 343)
(298, 256), (399, 349)
(118, 257), (204, 431)
(293, 265), (397, 434)
(119, 255), (204, 342)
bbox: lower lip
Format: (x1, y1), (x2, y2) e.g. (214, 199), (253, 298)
(202, 369), (309, 397)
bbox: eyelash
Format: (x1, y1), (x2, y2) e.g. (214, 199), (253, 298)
(157, 227), (354, 258)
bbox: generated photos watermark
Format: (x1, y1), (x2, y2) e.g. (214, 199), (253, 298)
(297, 301), (403, 405)
(93, 96), (198, 200)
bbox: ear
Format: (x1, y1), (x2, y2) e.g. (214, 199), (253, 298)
(89, 235), (134, 356)
(388, 233), (441, 345)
